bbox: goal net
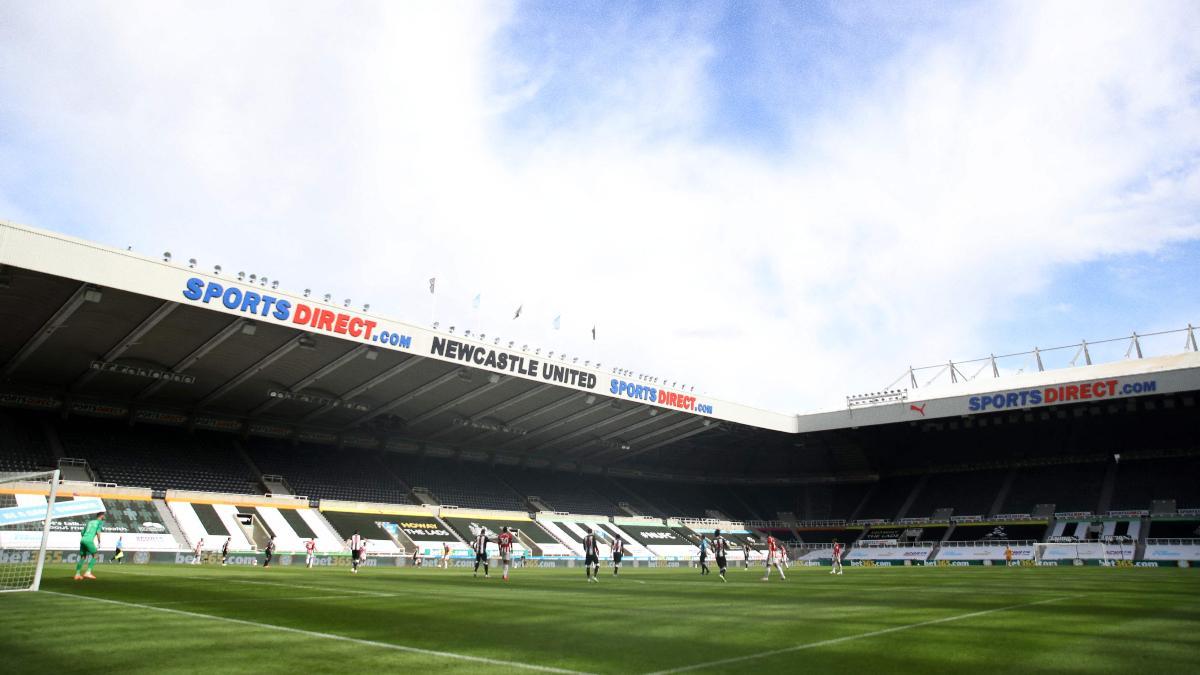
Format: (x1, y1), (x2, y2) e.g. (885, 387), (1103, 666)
(1033, 538), (1127, 564)
(0, 470), (61, 593)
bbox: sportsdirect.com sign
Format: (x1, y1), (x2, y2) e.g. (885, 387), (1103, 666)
(967, 378), (1157, 412)
(180, 278), (716, 418)
(181, 278), (412, 348)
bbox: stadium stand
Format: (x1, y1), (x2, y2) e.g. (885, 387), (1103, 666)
(905, 468), (1008, 518)
(732, 484), (800, 521)
(4, 407), (1200, 547)
(793, 527), (864, 544)
(855, 475), (922, 520)
(1144, 518), (1200, 539)
(613, 478), (743, 520)
(950, 522), (1048, 541)
(56, 418), (260, 494)
(861, 524), (948, 543)
(493, 466), (620, 515)
(1109, 454), (1200, 510)
(247, 440), (411, 504)
(386, 455), (525, 511)
(1004, 461), (1107, 514)
(320, 510), (398, 542)
(604, 477), (668, 517)
(0, 410), (54, 473)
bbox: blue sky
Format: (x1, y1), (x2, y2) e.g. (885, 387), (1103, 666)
(0, 1), (1197, 411)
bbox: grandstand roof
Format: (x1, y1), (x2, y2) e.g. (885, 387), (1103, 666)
(2, 219), (1198, 472)
(0, 221), (792, 468)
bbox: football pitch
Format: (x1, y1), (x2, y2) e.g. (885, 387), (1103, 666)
(2, 563), (1197, 674)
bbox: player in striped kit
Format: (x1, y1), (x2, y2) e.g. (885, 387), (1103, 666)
(830, 539), (844, 575)
(712, 529), (729, 582)
(349, 530), (363, 574)
(611, 534), (625, 576)
(305, 538), (316, 568)
(497, 527), (515, 581)
(761, 534), (786, 581)
(582, 527), (600, 583)
(472, 529), (491, 578)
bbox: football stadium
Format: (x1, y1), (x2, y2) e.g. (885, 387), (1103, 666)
(1, 220), (1198, 673)
(4, 2), (1200, 672)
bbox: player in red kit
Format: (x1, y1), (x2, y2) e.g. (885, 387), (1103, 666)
(761, 534), (786, 581)
(305, 538), (316, 568)
(497, 527), (516, 581)
(831, 539), (844, 575)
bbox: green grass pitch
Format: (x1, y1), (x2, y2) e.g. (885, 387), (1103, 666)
(2, 563), (1197, 673)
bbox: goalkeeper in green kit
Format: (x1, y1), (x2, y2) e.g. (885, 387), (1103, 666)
(74, 512), (105, 580)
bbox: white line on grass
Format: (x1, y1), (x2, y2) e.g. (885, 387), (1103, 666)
(221, 578), (395, 597)
(146, 593), (401, 607)
(644, 595), (1079, 674)
(43, 591), (592, 674)
(94, 569), (397, 598)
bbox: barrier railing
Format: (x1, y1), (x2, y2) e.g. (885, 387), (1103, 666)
(940, 539), (1036, 548)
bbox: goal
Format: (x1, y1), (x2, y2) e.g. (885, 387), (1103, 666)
(1033, 538), (1123, 565)
(0, 470), (61, 592)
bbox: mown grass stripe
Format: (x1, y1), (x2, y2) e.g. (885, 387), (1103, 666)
(43, 590), (593, 674)
(644, 595), (1078, 674)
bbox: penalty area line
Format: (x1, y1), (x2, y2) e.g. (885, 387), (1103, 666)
(43, 591), (591, 674)
(645, 595), (1080, 674)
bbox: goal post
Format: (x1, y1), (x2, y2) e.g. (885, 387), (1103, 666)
(0, 469), (61, 593)
(1033, 540), (1080, 564)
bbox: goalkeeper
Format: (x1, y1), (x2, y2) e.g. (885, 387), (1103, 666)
(75, 512), (106, 580)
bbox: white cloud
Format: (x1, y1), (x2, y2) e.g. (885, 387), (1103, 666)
(0, 1), (1197, 413)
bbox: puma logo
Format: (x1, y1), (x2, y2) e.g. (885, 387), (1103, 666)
(910, 403), (927, 416)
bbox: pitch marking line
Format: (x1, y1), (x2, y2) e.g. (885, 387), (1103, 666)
(644, 595), (1079, 674)
(44, 591), (592, 674)
(222, 578), (395, 597)
(95, 569), (396, 598)
(147, 593), (402, 607)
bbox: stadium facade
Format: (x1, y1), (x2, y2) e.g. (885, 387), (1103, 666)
(1, 219), (1198, 567)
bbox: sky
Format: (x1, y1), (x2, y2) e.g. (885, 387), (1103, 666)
(1, 1), (1198, 413)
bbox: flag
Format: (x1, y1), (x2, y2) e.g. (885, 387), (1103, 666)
(591, 325), (596, 341)
(472, 294), (480, 310)
(513, 304), (523, 320)
(428, 277), (436, 294)
(553, 315), (561, 330)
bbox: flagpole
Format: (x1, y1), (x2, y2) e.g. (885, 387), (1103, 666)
(429, 277), (437, 328)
